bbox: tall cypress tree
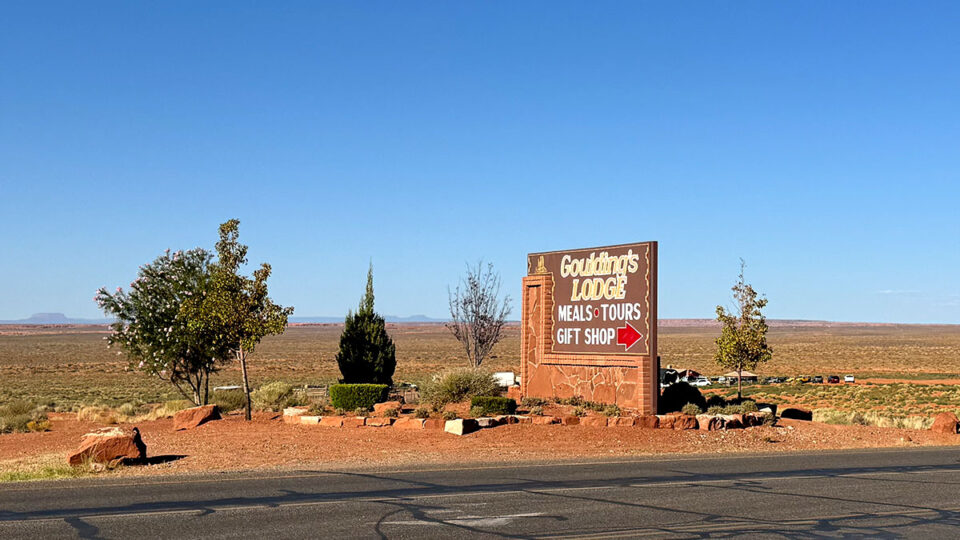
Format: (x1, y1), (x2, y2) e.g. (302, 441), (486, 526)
(335, 264), (396, 385)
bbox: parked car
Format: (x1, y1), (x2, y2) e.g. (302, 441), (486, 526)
(717, 376), (727, 384)
(812, 375), (824, 384)
(691, 376), (711, 387)
(844, 375), (856, 383)
(827, 375), (840, 384)
(798, 375), (811, 383)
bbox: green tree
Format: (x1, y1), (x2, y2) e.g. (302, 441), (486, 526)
(95, 249), (229, 405)
(714, 259), (773, 400)
(335, 264), (396, 385)
(184, 220), (293, 420)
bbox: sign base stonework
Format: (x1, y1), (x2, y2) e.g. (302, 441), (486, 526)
(520, 242), (658, 414)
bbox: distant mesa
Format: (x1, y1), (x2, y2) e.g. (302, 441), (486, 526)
(0, 312), (114, 325)
(289, 314), (448, 324)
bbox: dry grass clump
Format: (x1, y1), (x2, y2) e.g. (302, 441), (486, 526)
(75, 400), (190, 423)
(813, 408), (935, 430)
(0, 400), (49, 434)
(0, 454), (121, 483)
(251, 382), (310, 412)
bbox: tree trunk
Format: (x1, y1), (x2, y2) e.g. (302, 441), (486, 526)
(203, 369), (210, 405)
(239, 347), (252, 421)
(737, 367), (743, 401)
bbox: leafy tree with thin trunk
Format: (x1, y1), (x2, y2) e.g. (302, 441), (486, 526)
(447, 261), (512, 369)
(335, 263), (396, 385)
(184, 220), (293, 420)
(714, 259), (773, 401)
(96, 249), (229, 406)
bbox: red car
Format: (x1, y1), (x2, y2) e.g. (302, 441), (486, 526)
(827, 375), (840, 384)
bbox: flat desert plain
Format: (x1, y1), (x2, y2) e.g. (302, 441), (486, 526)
(2, 322), (960, 416)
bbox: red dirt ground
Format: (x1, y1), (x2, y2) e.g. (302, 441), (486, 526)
(3, 413), (959, 478)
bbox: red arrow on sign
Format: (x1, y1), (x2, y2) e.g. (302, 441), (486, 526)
(617, 322), (643, 350)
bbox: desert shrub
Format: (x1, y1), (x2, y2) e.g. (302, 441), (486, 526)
(251, 382), (296, 412)
(659, 382), (706, 414)
(420, 370), (499, 408)
(530, 406), (544, 416)
(470, 396), (517, 416)
(354, 407), (370, 417)
(706, 405), (725, 415)
(329, 384), (390, 411)
(1, 413), (32, 433)
(557, 396), (585, 407)
(469, 406), (485, 418)
(521, 397), (548, 408)
(27, 419), (52, 432)
(211, 390), (246, 412)
(681, 403), (702, 416)
(602, 404), (621, 417)
(0, 400), (49, 433)
(441, 411), (458, 421)
(740, 400), (759, 413)
(573, 406), (587, 417)
(584, 401), (606, 412)
(383, 407), (399, 418)
(414, 407), (430, 419)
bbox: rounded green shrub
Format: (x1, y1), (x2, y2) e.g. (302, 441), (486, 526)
(659, 382), (706, 414)
(329, 383), (389, 411)
(681, 403), (703, 416)
(470, 396), (517, 416)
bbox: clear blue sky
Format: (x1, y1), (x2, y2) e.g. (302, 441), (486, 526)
(1, 2), (958, 323)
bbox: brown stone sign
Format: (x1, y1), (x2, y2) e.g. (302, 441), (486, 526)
(521, 242), (658, 413)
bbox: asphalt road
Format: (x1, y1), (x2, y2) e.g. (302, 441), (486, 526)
(3, 447), (960, 539)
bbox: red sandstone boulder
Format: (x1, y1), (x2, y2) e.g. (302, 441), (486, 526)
(174, 405), (221, 431)
(931, 412), (959, 434)
(609, 416), (637, 427)
(373, 401), (402, 416)
(721, 414), (744, 429)
(581, 416), (607, 427)
(673, 414), (698, 430)
(744, 412), (768, 427)
(342, 417), (365, 428)
(394, 418), (426, 430)
(697, 415), (723, 431)
(657, 415), (676, 429)
(638, 415), (659, 429)
(561, 416), (580, 426)
(365, 417), (394, 427)
(423, 418), (445, 430)
(320, 416), (344, 428)
(780, 407), (813, 421)
(532, 416), (560, 425)
(68, 426), (146, 466)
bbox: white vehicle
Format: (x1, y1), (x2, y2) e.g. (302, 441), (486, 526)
(844, 375), (855, 383)
(692, 377), (710, 387)
(717, 376), (727, 384)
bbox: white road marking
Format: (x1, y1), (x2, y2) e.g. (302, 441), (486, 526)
(381, 512), (546, 527)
